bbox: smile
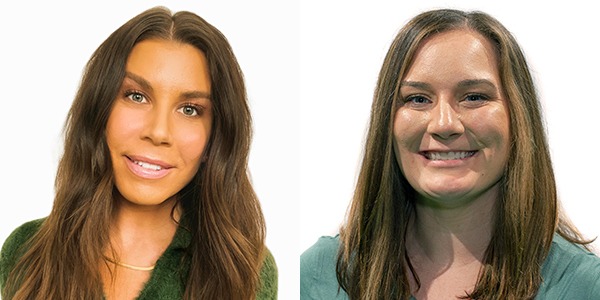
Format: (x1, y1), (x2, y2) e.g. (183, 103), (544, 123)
(133, 159), (163, 171)
(125, 155), (173, 179)
(423, 151), (477, 161)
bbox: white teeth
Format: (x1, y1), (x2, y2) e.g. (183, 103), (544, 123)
(134, 160), (162, 171)
(427, 151), (475, 161)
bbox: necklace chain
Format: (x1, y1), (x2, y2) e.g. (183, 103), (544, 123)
(104, 256), (156, 271)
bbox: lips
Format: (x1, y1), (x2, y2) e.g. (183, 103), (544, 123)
(422, 151), (477, 161)
(125, 155), (173, 179)
(132, 159), (164, 171)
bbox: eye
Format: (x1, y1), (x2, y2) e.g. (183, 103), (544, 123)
(402, 95), (432, 108)
(178, 104), (203, 117)
(125, 91), (147, 103)
(407, 95), (429, 104)
(464, 94), (489, 102)
(461, 93), (490, 108)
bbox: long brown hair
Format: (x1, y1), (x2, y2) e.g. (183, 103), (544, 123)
(337, 9), (589, 299)
(3, 6), (266, 300)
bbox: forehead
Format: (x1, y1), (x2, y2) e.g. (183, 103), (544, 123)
(403, 29), (500, 84)
(125, 39), (211, 93)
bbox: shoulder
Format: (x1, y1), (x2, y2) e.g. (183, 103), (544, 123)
(301, 235), (348, 300)
(1, 219), (45, 262)
(301, 235), (341, 278)
(257, 247), (278, 300)
(302, 235), (340, 264)
(538, 234), (600, 299)
(0, 218), (45, 287)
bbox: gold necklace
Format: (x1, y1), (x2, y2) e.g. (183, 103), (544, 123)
(104, 256), (156, 271)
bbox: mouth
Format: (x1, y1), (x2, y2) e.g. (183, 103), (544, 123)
(421, 151), (477, 161)
(126, 155), (173, 171)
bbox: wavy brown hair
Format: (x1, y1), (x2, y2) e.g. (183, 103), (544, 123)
(337, 9), (590, 300)
(3, 6), (266, 300)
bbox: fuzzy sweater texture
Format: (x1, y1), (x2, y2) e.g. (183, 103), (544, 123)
(0, 218), (278, 299)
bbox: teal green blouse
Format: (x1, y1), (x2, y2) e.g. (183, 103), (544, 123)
(301, 234), (600, 299)
(1, 218), (278, 299)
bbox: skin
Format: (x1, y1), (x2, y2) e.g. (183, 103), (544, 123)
(102, 38), (212, 299)
(392, 29), (510, 299)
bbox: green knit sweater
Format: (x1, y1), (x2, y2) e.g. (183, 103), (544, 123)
(0, 218), (278, 299)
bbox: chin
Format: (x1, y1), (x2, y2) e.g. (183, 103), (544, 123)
(116, 189), (178, 207)
(417, 186), (474, 203)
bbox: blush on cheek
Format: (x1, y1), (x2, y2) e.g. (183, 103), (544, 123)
(107, 104), (147, 140)
(178, 133), (209, 163)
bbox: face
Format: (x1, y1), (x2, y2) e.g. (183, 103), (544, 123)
(393, 29), (510, 208)
(106, 39), (212, 207)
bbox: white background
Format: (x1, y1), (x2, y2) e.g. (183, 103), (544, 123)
(299, 0), (600, 257)
(1, 1), (599, 300)
(0, 1), (300, 299)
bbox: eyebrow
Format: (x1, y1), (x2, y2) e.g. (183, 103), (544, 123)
(181, 90), (211, 100)
(456, 79), (497, 90)
(124, 71), (211, 100)
(400, 79), (497, 90)
(400, 81), (432, 90)
(125, 72), (153, 93)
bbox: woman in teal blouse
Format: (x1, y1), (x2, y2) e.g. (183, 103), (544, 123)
(301, 8), (600, 300)
(1, 6), (276, 299)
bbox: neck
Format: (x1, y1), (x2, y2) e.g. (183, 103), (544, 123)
(407, 189), (497, 267)
(107, 195), (181, 266)
(113, 195), (181, 231)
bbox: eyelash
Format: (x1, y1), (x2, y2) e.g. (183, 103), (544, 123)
(123, 90), (205, 117)
(402, 93), (490, 105)
(402, 95), (431, 107)
(125, 90), (147, 103)
(178, 102), (205, 117)
(464, 93), (489, 102)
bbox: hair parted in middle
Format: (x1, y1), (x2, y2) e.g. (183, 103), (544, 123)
(336, 8), (587, 300)
(4, 6), (266, 300)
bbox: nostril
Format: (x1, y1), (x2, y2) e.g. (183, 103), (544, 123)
(428, 119), (465, 140)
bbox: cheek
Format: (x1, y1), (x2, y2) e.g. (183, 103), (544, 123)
(393, 110), (427, 150)
(175, 122), (212, 165)
(476, 107), (510, 151)
(392, 109), (425, 172)
(106, 105), (143, 153)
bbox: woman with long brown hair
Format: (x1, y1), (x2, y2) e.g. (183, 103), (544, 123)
(1, 6), (276, 299)
(301, 8), (600, 299)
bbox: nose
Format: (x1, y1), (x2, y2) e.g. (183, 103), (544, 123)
(427, 99), (464, 140)
(142, 105), (172, 146)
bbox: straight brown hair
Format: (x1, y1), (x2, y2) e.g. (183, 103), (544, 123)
(337, 9), (589, 300)
(3, 6), (266, 300)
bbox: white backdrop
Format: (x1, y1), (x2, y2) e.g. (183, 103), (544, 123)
(299, 0), (600, 257)
(1, 1), (599, 300)
(0, 1), (300, 299)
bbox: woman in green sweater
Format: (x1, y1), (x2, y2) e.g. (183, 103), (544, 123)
(0, 6), (276, 300)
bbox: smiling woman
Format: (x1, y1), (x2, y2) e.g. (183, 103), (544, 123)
(394, 30), (510, 208)
(0, 6), (276, 300)
(301, 8), (600, 300)
(106, 40), (213, 208)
